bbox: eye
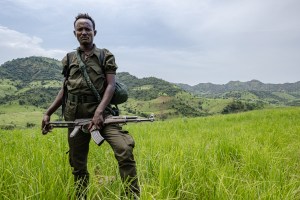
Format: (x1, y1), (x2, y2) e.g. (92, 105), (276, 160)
(77, 28), (92, 32)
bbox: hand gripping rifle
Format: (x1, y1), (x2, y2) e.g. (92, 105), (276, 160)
(42, 114), (155, 146)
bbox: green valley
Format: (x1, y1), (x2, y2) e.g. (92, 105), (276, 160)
(0, 56), (299, 128)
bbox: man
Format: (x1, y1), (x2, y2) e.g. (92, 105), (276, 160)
(42, 13), (139, 199)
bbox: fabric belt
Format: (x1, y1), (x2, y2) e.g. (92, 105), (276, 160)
(68, 93), (98, 103)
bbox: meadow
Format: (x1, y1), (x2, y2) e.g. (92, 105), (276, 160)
(0, 107), (300, 199)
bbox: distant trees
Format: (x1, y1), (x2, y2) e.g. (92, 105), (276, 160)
(118, 73), (181, 101)
(0, 124), (16, 130)
(0, 56), (62, 83)
(222, 100), (264, 114)
(1, 87), (59, 108)
(19, 100), (26, 105)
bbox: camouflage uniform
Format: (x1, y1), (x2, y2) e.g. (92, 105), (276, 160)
(62, 45), (139, 197)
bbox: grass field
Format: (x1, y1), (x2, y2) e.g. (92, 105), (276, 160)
(0, 104), (60, 129)
(0, 107), (300, 199)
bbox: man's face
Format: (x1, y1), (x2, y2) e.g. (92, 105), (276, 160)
(74, 18), (96, 46)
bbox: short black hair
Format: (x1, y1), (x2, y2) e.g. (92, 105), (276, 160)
(74, 13), (96, 30)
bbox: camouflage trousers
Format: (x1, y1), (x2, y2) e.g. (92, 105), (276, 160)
(67, 123), (140, 199)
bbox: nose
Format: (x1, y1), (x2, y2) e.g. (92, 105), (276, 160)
(82, 29), (87, 35)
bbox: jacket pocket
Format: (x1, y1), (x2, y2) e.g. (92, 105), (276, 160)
(67, 64), (82, 91)
(89, 65), (106, 93)
(64, 101), (77, 121)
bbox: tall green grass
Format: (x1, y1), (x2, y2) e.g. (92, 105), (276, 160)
(1, 107), (300, 199)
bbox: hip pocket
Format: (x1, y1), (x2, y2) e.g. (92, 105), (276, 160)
(120, 130), (135, 148)
(64, 101), (77, 121)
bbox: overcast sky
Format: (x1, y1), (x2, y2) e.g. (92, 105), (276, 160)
(0, 0), (299, 85)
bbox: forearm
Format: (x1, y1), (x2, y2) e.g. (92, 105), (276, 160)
(45, 88), (64, 116)
(94, 83), (115, 116)
(89, 73), (116, 130)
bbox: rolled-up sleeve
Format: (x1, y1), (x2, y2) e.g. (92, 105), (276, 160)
(61, 54), (69, 77)
(103, 48), (118, 74)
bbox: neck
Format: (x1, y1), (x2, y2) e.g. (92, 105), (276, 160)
(80, 44), (94, 52)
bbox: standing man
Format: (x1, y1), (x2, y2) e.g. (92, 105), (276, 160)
(42, 13), (139, 199)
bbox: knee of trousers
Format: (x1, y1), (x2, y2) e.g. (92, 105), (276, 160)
(69, 149), (89, 176)
(68, 129), (91, 176)
(69, 152), (89, 175)
(114, 144), (135, 165)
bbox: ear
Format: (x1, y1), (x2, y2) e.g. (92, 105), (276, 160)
(94, 30), (97, 36)
(73, 30), (76, 36)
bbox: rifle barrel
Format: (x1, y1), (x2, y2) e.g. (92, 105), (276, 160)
(49, 122), (75, 128)
(48, 115), (154, 130)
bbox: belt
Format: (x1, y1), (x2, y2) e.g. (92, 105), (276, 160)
(68, 93), (98, 103)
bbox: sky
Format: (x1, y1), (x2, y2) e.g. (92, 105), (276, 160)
(0, 0), (299, 85)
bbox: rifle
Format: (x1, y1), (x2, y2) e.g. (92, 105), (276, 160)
(42, 114), (155, 146)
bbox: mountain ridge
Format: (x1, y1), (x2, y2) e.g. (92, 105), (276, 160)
(0, 56), (299, 121)
(0, 56), (62, 82)
(177, 79), (300, 95)
(0, 57), (205, 119)
(1, 56), (299, 89)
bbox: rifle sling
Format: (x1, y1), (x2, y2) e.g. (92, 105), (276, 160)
(75, 50), (115, 115)
(75, 50), (102, 102)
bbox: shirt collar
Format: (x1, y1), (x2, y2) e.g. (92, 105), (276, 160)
(76, 44), (97, 54)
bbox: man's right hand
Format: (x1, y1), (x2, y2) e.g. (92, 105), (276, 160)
(42, 114), (51, 135)
(89, 112), (104, 131)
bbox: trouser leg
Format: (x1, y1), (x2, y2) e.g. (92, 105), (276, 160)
(102, 124), (140, 197)
(68, 128), (91, 199)
(74, 173), (89, 199)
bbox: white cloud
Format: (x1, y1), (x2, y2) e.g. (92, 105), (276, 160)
(0, 0), (299, 84)
(0, 26), (66, 64)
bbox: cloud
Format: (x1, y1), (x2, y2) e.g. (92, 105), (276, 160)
(0, 26), (66, 64)
(0, 0), (299, 84)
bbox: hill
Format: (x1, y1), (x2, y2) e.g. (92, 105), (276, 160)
(177, 80), (300, 107)
(177, 79), (300, 94)
(0, 57), (62, 82)
(0, 57), (206, 123)
(0, 56), (299, 127)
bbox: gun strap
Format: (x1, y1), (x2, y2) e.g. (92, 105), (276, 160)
(75, 50), (116, 115)
(75, 50), (102, 102)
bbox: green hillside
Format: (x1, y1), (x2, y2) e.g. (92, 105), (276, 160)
(0, 57), (207, 126)
(177, 80), (300, 106)
(0, 103), (57, 130)
(0, 56), (299, 128)
(0, 56), (62, 82)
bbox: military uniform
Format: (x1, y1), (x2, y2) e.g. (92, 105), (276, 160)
(62, 45), (139, 197)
